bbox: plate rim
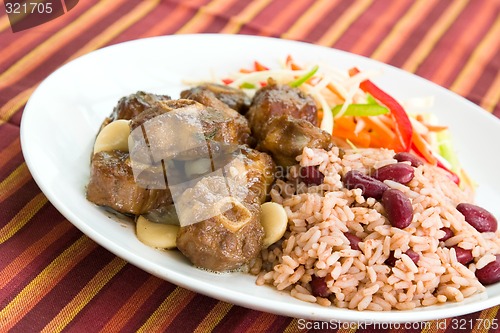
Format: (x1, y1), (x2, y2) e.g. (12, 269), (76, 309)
(20, 33), (500, 323)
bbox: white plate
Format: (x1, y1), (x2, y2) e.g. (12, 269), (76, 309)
(21, 34), (500, 323)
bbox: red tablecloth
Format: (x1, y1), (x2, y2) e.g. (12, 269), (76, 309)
(1, 0), (499, 332)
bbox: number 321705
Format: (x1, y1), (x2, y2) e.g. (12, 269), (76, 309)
(451, 318), (498, 330)
(5, 2), (53, 14)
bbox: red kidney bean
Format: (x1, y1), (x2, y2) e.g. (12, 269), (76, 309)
(452, 246), (473, 265)
(475, 255), (500, 285)
(344, 232), (362, 251)
(385, 251), (397, 267)
(439, 227), (454, 242)
(310, 275), (331, 297)
(343, 170), (389, 200)
(393, 152), (424, 167)
(382, 189), (413, 229)
(372, 163), (414, 184)
(299, 166), (324, 186)
(385, 250), (419, 267)
(456, 203), (498, 233)
(405, 249), (420, 265)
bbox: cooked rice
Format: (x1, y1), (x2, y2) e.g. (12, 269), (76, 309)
(254, 147), (500, 310)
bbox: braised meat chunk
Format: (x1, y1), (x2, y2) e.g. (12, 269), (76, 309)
(86, 150), (172, 215)
(111, 91), (171, 121)
(180, 85), (253, 145)
(176, 177), (263, 271)
(129, 99), (252, 163)
(246, 79), (318, 138)
(176, 146), (274, 271)
(246, 81), (333, 167)
(91, 95), (256, 218)
(181, 83), (251, 114)
(176, 196), (263, 271)
(257, 115), (333, 167)
(239, 146), (276, 204)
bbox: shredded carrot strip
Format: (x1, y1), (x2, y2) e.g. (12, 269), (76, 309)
(333, 127), (371, 147)
(412, 131), (437, 165)
(368, 135), (386, 148)
(332, 117), (371, 147)
(379, 114), (394, 127)
(363, 116), (395, 143)
(422, 123), (448, 132)
(334, 116), (356, 130)
(254, 61), (269, 71)
(354, 118), (365, 135)
(326, 83), (344, 101)
(317, 109), (324, 123)
(286, 55), (301, 70)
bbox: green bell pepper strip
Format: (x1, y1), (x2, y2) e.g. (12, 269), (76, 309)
(437, 129), (461, 185)
(331, 103), (389, 117)
(290, 65), (319, 87)
(366, 94), (378, 104)
(239, 82), (256, 89)
(437, 130), (460, 173)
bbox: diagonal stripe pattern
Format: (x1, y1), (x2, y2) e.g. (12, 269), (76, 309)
(0, 0), (499, 332)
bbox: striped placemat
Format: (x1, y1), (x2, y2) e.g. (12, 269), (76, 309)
(1, 0), (499, 332)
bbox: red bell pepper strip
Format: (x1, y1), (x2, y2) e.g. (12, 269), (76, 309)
(222, 78), (234, 85)
(349, 67), (413, 152)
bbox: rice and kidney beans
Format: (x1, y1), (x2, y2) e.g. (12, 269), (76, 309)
(252, 147), (500, 310)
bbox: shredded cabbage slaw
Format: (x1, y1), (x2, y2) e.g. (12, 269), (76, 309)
(214, 56), (472, 189)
